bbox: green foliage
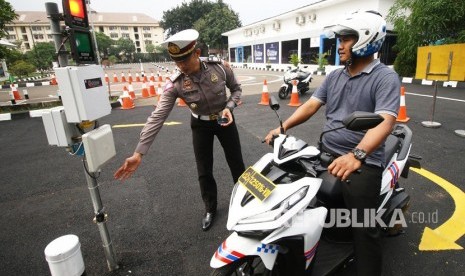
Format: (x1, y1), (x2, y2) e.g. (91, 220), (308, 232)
(107, 55), (118, 65)
(312, 52), (329, 70)
(9, 60), (36, 78)
(161, 0), (241, 50)
(194, 2), (241, 54)
(95, 32), (113, 58)
(145, 44), (155, 54)
(25, 42), (55, 71)
(113, 38), (136, 62)
(388, 0), (465, 76)
(0, 0), (18, 39)
(289, 54), (301, 67)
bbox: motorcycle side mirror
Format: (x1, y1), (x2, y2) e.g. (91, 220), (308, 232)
(343, 111), (384, 131)
(269, 96), (280, 111)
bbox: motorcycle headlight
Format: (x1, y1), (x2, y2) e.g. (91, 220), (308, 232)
(238, 186), (309, 224)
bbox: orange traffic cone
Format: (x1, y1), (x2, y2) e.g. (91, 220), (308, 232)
(158, 74), (163, 82)
(113, 73), (119, 83)
(141, 81), (150, 98)
(149, 81), (156, 97)
(128, 72), (133, 83)
(120, 86), (135, 110)
(50, 74), (57, 85)
(178, 98), (187, 107)
(288, 80), (302, 107)
(128, 83), (136, 99)
(150, 72), (155, 82)
(11, 84), (22, 100)
(135, 73), (141, 82)
(121, 72), (127, 83)
(104, 73), (109, 83)
(258, 79), (270, 105)
(397, 86), (410, 123)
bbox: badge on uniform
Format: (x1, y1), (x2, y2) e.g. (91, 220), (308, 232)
(210, 73), (218, 83)
(183, 79), (192, 90)
(190, 103), (197, 109)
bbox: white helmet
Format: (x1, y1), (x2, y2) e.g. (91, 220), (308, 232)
(329, 10), (387, 57)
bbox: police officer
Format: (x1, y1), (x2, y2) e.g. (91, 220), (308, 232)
(114, 29), (245, 231)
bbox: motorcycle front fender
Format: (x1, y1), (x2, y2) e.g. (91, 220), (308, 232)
(210, 232), (278, 270)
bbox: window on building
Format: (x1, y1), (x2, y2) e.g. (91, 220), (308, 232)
(99, 27), (104, 32)
(8, 35), (16, 40)
(133, 27), (138, 33)
(143, 33), (151, 38)
(110, 33), (118, 38)
(282, 39), (298, 64)
(22, 35), (28, 40)
(122, 33), (130, 38)
(25, 43), (31, 49)
(145, 40), (152, 45)
(134, 34), (139, 40)
(45, 26), (50, 30)
(47, 34), (52, 39)
(243, 46), (252, 63)
(34, 34), (44, 40)
(137, 48), (141, 53)
(142, 26), (151, 31)
(109, 26), (117, 31)
(21, 27), (27, 33)
(120, 26), (129, 31)
(5, 26), (14, 32)
(136, 41), (140, 47)
(229, 48), (236, 62)
(31, 26), (42, 31)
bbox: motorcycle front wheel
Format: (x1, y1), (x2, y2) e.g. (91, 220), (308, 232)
(278, 86), (289, 99)
(210, 256), (278, 276)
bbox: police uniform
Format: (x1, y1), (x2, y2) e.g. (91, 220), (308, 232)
(134, 29), (245, 229)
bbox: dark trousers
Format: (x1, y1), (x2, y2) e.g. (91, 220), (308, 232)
(191, 115), (245, 213)
(342, 164), (383, 276)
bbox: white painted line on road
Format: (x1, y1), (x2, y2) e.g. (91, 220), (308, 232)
(0, 113), (11, 121)
(406, 92), (465, 103)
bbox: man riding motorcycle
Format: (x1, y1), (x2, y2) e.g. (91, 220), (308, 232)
(265, 10), (400, 276)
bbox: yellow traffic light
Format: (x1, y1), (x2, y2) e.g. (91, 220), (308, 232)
(69, 0), (85, 19)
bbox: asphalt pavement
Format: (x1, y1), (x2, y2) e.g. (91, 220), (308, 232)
(1, 67), (464, 276)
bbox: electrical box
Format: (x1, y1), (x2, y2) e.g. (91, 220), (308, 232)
(54, 65), (111, 123)
(42, 106), (79, 147)
(82, 124), (116, 172)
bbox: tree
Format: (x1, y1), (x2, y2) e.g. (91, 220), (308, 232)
(160, 0), (217, 37)
(193, 2), (241, 55)
(9, 60), (36, 78)
(115, 38), (136, 62)
(388, 0), (465, 77)
(95, 32), (114, 59)
(0, 0), (17, 39)
(25, 42), (56, 72)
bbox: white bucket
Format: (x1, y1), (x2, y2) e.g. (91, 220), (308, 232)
(44, 234), (85, 276)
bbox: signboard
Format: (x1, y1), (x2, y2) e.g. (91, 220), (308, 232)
(238, 166), (276, 202)
(254, 44), (264, 63)
(265, 42), (279, 64)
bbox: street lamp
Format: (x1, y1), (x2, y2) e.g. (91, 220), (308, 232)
(29, 19), (41, 74)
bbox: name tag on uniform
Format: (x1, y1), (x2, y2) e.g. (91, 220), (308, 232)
(238, 167), (276, 202)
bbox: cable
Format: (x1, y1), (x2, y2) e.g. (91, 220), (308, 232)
(69, 142), (83, 156)
(82, 158), (100, 180)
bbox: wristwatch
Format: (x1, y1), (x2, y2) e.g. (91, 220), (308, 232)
(352, 148), (367, 162)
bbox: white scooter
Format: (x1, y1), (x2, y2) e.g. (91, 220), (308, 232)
(210, 96), (421, 275)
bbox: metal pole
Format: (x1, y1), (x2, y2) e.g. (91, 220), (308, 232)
(86, 0), (101, 65)
(45, 2), (68, 67)
(83, 158), (119, 271)
(421, 80), (442, 128)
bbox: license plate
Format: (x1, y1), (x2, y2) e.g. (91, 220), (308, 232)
(238, 167), (276, 202)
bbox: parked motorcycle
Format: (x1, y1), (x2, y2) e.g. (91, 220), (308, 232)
(210, 96), (421, 275)
(278, 67), (313, 99)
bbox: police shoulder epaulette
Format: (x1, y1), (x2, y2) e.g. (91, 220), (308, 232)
(205, 56), (222, 64)
(169, 70), (182, 82)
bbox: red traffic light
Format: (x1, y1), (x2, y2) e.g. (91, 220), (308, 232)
(69, 0), (85, 18)
(63, 0), (89, 29)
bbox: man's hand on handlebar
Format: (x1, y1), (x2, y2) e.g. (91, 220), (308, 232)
(264, 127), (282, 145)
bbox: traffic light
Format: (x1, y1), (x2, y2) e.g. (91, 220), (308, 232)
(62, 0), (96, 64)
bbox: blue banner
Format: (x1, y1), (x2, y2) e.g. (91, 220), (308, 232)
(254, 44), (264, 63)
(265, 42), (279, 64)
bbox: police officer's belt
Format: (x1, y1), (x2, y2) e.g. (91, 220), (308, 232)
(192, 112), (220, 121)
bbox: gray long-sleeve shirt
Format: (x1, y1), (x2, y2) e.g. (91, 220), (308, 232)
(135, 60), (242, 155)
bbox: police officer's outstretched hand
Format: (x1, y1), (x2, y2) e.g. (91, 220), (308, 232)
(220, 108), (234, 126)
(114, 152), (143, 181)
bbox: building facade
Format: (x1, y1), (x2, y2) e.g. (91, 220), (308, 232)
(222, 0), (396, 71)
(5, 10), (164, 54)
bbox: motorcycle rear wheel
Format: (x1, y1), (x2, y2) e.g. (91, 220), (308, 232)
(278, 86), (288, 99)
(210, 256), (279, 276)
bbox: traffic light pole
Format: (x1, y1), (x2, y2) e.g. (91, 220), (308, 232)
(46, 2), (68, 67)
(45, 1), (119, 272)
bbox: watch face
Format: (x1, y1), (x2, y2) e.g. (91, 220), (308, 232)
(353, 148), (367, 160)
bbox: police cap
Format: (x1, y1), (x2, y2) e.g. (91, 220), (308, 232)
(162, 29), (199, 61)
